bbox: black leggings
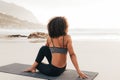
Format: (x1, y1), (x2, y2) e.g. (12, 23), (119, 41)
(35, 46), (66, 76)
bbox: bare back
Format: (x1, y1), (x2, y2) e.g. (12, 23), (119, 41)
(46, 35), (69, 68)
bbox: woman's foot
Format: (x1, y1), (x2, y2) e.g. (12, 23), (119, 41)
(24, 67), (36, 73)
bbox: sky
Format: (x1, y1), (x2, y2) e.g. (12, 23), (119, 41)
(2, 0), (120, 29)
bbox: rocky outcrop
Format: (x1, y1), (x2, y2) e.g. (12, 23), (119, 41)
(7, 34), (27, 38)
(28, 32), (48, 39)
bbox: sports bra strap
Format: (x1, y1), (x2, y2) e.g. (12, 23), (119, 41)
(63, 36), (64, 48)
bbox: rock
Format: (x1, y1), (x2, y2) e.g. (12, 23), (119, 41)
(7, 34), (27, 38)
(28, 32), (48, 39)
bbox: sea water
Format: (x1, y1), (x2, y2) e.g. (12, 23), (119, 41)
(0, 28), (120, 41)
(69, 28), (120, 41)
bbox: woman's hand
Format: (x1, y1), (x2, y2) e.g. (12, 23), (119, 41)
(78, 71), (88, 79)
(24, 67), (36, 73)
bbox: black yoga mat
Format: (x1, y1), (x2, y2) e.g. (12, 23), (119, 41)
(0, 63), (98, 80)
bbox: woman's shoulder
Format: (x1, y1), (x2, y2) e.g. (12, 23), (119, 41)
(65, 34), (71, 38)
(46, 36), (51, 42)
(64, 34), (72, 41)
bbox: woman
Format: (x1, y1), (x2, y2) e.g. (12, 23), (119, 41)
(25, 17), (88, 79)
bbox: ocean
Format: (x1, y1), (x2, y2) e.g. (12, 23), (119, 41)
(0, 28), (120, 41)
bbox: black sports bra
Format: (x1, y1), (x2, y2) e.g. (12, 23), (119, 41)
(49, 36), (67, 54)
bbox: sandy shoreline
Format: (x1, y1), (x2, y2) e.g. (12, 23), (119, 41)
(0, 39), (120, 80)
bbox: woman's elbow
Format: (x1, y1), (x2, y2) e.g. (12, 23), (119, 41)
(70, 53), (76, 58)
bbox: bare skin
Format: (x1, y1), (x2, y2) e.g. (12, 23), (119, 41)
(25, 35), (88, 79)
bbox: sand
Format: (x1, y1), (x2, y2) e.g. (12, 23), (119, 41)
(0, 38), (120, 80)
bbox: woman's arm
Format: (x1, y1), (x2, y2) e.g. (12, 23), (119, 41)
(67, 36), (88, 79)
(45, 37), (49, 46)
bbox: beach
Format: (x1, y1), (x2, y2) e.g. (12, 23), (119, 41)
(0, 38), (120, 80)
(1, 0), (120, 79)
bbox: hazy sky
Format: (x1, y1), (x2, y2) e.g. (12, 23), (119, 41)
(2, 0), (120, 29)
